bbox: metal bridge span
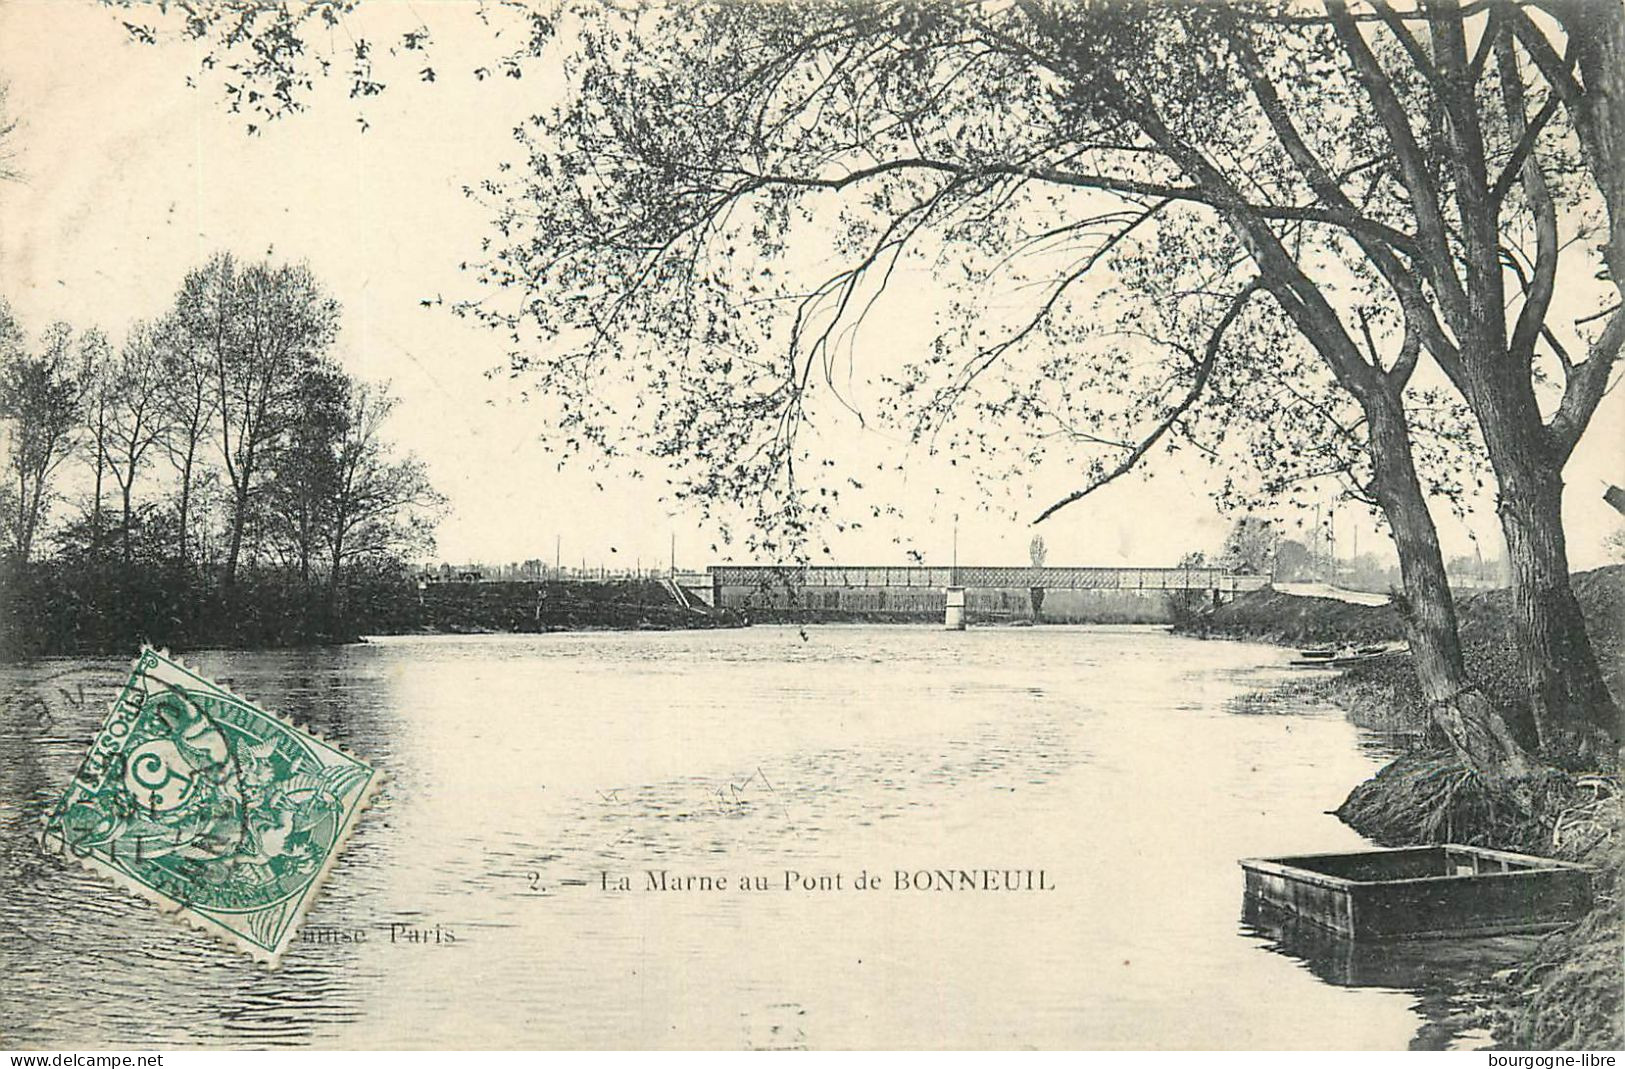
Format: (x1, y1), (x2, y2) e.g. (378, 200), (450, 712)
(708, 564), (1268, 593)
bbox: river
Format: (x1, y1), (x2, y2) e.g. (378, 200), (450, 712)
(0, 626), (1533, 1049)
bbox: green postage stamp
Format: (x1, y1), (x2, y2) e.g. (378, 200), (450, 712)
(40, 647), (382, 967)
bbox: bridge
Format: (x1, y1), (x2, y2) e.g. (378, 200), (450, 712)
(705, 565), (1268, 622)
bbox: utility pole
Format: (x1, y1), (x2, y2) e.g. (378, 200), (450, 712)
(1313, 503), (1323, 581)
(670, 531), (676, 578)
(1329, 505), (1337, 585)
(945, 512), (966, 631)
(555, 534), (561, 576)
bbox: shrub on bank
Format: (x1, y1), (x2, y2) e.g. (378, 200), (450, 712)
(1485, 796), (1622, 1051)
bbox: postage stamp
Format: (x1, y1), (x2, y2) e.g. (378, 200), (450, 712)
(39, 647), (382, 967)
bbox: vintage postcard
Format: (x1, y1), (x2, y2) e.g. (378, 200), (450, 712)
(0, 0), (1620, 1056)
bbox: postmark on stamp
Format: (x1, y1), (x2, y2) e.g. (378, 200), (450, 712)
(39, 647), (382, 967)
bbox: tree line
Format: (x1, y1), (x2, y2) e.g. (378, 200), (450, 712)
(1189, 514), (1508, 591)
(0, 253), (443, 656)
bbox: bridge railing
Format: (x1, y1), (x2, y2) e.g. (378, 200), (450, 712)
(708, 565), (1270, 592)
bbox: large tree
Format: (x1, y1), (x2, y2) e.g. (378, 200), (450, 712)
(476, 0), (1625, 776)
(1221, 517), (1281, 576)
(116, 0), (1623, 775)
(76, 327), (115, 563)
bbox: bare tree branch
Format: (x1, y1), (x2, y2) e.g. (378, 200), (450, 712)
(1032, 280), (1262, 525)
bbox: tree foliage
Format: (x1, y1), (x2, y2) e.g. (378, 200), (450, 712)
(0, 80), (19, 184)
(105, 0), (551, 133)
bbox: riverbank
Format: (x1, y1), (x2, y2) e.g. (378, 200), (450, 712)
(379, 578), (744, 635)
(0, 569), (744, 661)
(1184, 565), (1625, 738)
(1195, 565), (1623, 1050)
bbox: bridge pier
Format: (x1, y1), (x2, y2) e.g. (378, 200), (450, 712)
(944, 587), (966, 630)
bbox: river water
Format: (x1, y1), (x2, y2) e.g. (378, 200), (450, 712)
(0, 626), (1532, 1049)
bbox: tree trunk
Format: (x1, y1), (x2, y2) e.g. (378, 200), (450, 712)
(1492, 449), (1620, 768)
(13, 471), (27, 561)
(1460, 359), (1622, 769)
(17, 474), (41, 563)
(224, 483), (249, 590)
(1363, 391), (1546, 786)
(327, 531), (345, 627)
(91, 428), (104, 564)
(120, 479), (133, 564)
(176, 445), (194, 569)
(1564, 0), (1625, 267)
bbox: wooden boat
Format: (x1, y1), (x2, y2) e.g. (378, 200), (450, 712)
(1239, 845), (1593, 940)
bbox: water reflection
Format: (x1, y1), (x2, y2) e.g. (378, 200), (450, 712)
(1241, 897), (1530, 1050)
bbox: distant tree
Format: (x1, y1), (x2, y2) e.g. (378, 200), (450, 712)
(324, 379), (443, 612)
(158, 307), (215, 570)
(103, 320), (173, 564)
(1028, 533), (1047, 570)
(264, 363), (347, 584)
(1345, 552), (1398, 592)
(1220, 516), (1279, 576)
(76, 328), (115, 563)
(1274, 539), (1312, 582)
(1026, 532), (1048, 618)
(1166, 550), (1212, 621)
(0, 80), (19, 184)
(1605, 529), (1625, 564)
(0, 301), (23, 548)
(0, 311), (84, 563)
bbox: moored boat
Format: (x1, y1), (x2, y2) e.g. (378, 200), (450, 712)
(1289, 642), (1404, 668)
(1240, 845), (1594, 940)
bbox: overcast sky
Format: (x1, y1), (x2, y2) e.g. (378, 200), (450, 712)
(2, 0), (1620, 572)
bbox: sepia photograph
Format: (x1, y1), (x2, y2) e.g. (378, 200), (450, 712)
(0, 0), (1621, 1053)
